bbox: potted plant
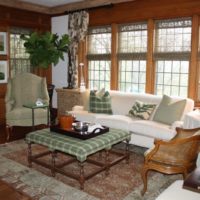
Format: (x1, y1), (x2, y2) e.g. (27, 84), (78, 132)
(20, 31), (70, 68)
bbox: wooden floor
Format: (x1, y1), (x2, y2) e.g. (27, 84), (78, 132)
(0, 180), (31, 200)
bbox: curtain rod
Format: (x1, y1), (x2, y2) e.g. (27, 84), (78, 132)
(64, 3), (113, 14)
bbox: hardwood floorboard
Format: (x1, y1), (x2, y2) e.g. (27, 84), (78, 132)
(0, 180), (31, 200)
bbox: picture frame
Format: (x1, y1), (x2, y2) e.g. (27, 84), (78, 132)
(0, 32), (7, 55)
(0, 61), (8, 83)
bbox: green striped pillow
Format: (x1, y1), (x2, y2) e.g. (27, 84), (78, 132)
(129, 100), (156, 120)
(89, 90), (113, 114)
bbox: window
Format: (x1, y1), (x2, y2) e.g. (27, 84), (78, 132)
(87, 26), (111, 90)
(10, 28), (32, 77)
(118, 22), (147, 92)
(154, 18), (192, 97)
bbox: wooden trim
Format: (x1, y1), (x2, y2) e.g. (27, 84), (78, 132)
(111, 24), (118, 90)
(188, 15), (199, 100)
(50, 0), (135, 15)
(146, 19), (154, 93)
(89, 0), (200, 26)
(0, 0), (135, 15)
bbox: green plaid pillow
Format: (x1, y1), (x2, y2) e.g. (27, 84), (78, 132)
(89, 90), (113, 114)
(128, 100), (156, 120)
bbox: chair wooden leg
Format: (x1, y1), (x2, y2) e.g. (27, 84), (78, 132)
(6, 124), (13, 142)
(141, 166), (149, 196)
(183, 169), (188, 180)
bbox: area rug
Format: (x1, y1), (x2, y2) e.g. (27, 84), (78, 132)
(0, 140), (181, 200)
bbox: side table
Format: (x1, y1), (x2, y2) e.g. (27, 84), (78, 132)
(23, 103), (49, 130)
(183, 110), (200, 129)
(183, 110), (200, 167)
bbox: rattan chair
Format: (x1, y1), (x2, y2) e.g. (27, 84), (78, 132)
(141, 127), (200, 195)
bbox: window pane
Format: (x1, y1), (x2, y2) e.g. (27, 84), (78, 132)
(119, 23), (147, 53)
(88, 60), (111, 90)
(10, 31), (32, 77)
(155, 61), (189, 97)
(155, 18), (192, 53)
(88, 26), (111, 54)
(119, 60), (146, 93)
(154, 18), (191, 97)
(87, 26), (111, 90)
(118, 22), (147, 93)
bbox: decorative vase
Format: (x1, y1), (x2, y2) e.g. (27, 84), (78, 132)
(79, 63), (86, 91)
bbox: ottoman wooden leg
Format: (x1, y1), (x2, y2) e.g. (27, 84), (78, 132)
(125, 139), (130, 164)
(79, 162), (85, 190)
(51, 151), (56, 177)
(105, 149), (110, 176)
(27, 143), (32, 168)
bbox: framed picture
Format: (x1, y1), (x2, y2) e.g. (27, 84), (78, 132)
(0, 61), (8, 83)
(0, 32), (7, 55)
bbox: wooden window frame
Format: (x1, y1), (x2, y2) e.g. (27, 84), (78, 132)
(79, 15), (200, 104)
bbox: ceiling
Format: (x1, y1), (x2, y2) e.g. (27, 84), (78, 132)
(0, 0), (135, 14)
(20, 0), (83, 7)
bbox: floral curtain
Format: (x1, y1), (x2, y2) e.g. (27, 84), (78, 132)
(68, 11), (89, 88)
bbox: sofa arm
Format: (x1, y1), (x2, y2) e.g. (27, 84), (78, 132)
(171, 121), (184, 130)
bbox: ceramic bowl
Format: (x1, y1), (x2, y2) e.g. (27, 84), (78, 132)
(72, 122), (89, 132)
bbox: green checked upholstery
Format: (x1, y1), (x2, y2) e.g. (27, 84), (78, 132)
(26, 128), (131, 162)
(89, 90), (113, 114)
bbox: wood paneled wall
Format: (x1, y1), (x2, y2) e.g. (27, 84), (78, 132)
(0, 6), (51, 125)
(89, 0), (200, 25)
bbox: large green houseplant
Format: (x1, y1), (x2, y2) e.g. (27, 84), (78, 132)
(21, 31), (70, 68)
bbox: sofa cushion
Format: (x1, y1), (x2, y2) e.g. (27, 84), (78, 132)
(128, 100), (156, 120)
(95, 115), (133, 131)
(129, 120), (177, 141)
(6, 107), (48, 126)
(89, 90), (112, 114)
(153, 95), (186, 125)
(69, 110), (97, 123)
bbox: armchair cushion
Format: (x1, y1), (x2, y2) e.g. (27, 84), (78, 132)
(6, 107), (48, 126)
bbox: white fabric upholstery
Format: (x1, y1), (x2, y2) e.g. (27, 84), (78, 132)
(156, 180), (200, 200)
(70, 90), (194, 148)
(69, 110), (97, 123)
(109, 91), (161, 116)
(129, 120), (177, 141)
(95, 115), (133, 132)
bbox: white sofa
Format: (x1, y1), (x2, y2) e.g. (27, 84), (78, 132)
(69, 90), (194, 148)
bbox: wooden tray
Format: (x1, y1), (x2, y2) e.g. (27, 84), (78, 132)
(50, 125), (109, 140)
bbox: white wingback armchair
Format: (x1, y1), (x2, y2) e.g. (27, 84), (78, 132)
(5, 73), (49, 141)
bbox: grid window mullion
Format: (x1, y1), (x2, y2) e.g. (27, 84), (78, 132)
(154, 18), (191, 97)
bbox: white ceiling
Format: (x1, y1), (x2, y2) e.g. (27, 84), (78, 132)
(20, 0), (83, 7)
